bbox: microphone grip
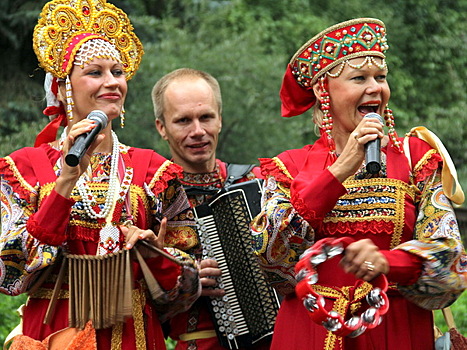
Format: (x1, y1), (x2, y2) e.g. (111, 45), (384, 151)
(365, 137), (381, 174)
(64, 123), (104, 167)
(64, 137), (88, 167)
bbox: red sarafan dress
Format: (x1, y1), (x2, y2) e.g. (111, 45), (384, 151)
(251, 129), (466, 350)
(0, 142), (200, 350)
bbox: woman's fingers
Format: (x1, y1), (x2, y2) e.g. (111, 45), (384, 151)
(153, 217), (167, 250)
(122, 225), (156, 250)
(340, 239), (388, 281)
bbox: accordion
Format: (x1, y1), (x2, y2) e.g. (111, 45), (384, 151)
(194, 179), (280, 349)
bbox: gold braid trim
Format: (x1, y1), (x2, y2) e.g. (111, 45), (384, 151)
(4, 156), (37, 193)
(29, 288), (69, 299)
(148, 160), (173, 189)
(271, 157), (294, 181)
(132, 288), (147, 350)
(111, 322), (123, 350)
(313, 283), (373, 350)
(412, 149), (437, 178)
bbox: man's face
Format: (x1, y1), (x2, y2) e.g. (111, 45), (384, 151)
(156, 78), (222, 173)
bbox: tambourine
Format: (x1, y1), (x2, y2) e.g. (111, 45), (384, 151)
(295, 237), (389, 338)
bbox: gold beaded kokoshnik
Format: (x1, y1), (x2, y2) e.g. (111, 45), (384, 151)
(33, 0), (144, 81)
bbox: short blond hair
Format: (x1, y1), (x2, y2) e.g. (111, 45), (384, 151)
(151, 68), (222, 123)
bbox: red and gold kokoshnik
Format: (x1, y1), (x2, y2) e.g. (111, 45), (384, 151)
(33, 0), (143, 80)
(290, 18), (388, 88)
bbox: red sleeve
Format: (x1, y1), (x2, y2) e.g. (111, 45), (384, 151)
(140, 253), (182, 291)
(381, 249), (423, 285)
(26, 189), (74, 246)
(251, 166), (264, 179)
(290, 168), (347, 227)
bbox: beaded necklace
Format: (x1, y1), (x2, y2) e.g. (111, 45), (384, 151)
(59, 130), (134, 254)
(77, 131), (121, 219)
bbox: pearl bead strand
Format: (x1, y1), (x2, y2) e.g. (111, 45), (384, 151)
(77, 130), (120, 219)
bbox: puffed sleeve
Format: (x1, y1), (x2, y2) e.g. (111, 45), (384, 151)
(251, 170), (314, 295)
(0, 152), (64, 296)
(394, 138), (466, 310)
(144, 160), (201, 320)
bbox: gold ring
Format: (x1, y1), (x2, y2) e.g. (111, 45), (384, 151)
(364, 260), (375, 272)
(353, 132), (359, 140)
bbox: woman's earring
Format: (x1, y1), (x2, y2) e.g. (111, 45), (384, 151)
(120, 106), (125, 128)
(65, 75), (74, 122)
(383, 105), (402, 152)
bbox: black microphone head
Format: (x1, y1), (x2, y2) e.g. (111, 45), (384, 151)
(87, 110), (108, 128)
(363, 112), (383, 124)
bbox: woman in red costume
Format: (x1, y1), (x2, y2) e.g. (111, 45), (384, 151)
(251, 18), (466, 350)
(0, 0), (200, 349)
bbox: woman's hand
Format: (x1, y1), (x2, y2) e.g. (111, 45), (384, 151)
(122, 217), (167, 258)
(328, 116), (385, 182)
(339, 238), (389, 281)
(198, 258), (225, 297)
(55, 119), (105, 198)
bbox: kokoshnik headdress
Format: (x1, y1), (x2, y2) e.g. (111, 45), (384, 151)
(33, 0), (144, 146)
(280, 18), (401, 156)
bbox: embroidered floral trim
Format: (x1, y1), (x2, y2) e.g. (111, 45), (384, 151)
(179, 162), (222, 187)
(324, 220), (394, 236)
(67, 225), (100, 242)
(328, 178), (414, 248)
(413, 150), (441, 183)
(149, 161), (184, 195)
(291, 190), (321, 224)
(26, 214), (66, 246)
(259, 157), (293, 185)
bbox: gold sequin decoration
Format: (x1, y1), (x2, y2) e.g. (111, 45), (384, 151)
(33, 0), (143, 80)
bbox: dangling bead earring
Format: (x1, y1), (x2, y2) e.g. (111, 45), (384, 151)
(65, 75), (74, 122)
(120, 106), (125, 128)
(319, 76), (336, 157)
(383, 105), (402, 153)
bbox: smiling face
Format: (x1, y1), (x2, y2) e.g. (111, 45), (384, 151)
(155, 77), (222, 173)
(316, 56), (390, 137)
(60, 57), (127, 124)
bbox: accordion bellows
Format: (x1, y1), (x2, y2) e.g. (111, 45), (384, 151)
(194, 179), (280, 349)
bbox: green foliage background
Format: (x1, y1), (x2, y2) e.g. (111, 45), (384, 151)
(0, 0), (466, 346)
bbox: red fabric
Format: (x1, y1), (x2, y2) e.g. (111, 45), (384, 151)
(62, 33), (104, 75)
(141, 255), (181, 291)
(415, 152), (442, 182)
(291, 168), (346, 227)
(265, 135), (437, 350)
(5, 144), (184, 350)
(279, 64), (316, 118)
(271, 293), (434, 350)
(34, 112), (66, 147)
(27, 190), (74, 246)
(381, 250), (423, 285)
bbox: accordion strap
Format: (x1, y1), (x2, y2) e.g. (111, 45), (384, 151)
(224, 163), (255, 187)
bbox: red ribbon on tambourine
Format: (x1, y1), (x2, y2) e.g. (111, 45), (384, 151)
(295, 237), (389, 338)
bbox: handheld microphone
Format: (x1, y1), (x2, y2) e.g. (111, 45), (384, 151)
(363, 112), (384, 174)
(65, 110), (108, 167)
